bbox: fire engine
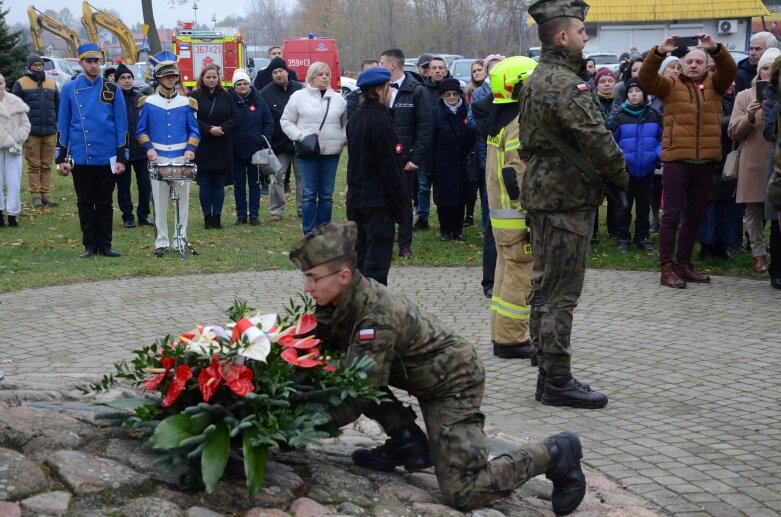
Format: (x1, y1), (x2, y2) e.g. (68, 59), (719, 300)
(283, 35), (341, 92)
(172, 22), (246, 89)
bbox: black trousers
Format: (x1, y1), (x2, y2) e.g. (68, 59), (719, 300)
(397, 170), (416, 252)
(72, 164), (116, 250)
(617, 174), (653, 241)
(437, 205), (464, 237)
(115, 159), (151, 223)
(769, 219), (781, 280)
(350, 207), (395, 286)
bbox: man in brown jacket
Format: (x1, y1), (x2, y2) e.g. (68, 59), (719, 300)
(639, 34), (737, 288)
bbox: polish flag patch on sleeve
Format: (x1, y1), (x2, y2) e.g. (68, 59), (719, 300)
(576, 83), (589, 92)
(358, 328), (376, 341)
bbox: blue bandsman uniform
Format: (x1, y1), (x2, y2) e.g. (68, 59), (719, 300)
(55, 45), (128, 166)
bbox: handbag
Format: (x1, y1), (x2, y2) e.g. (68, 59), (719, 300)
(251, 136), (283, 176)
(722, 141), (741, 182)
(295, 97), (331, 159)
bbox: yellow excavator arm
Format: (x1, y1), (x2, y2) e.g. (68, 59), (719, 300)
(27, 5), (81, 58)
(81, 1), (139, 63)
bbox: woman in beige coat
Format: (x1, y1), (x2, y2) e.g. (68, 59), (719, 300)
(0, 73), (31, 228)
(728, 48), (780, 273)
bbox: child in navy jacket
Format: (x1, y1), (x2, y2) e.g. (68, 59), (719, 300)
(608, 77), (662, 254)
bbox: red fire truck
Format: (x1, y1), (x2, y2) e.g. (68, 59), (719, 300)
(283, 35), (341, 92)
(172, 22), (246, 89)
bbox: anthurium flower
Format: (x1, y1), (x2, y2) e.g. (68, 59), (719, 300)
(144, 356), (176, 390)
(198, 355), (223, 402)
(162, 364), (193, 408)
(183, 326), (229, 357)
(277, 334), (322, 349)
(280, 346), (324, 368)
(221, 363), (254, 397)
(293, 314), (317, 336)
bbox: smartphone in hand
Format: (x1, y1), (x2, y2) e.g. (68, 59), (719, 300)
(757, 80), (769, 102)
(675, 36), (700, 48)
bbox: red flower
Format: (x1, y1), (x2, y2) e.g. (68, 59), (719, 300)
(221, 363), (254, 397)
(162, 364), (193, 408)
(277, 334), (322, 349)
(293, 314), (317, 336)
(198, 355), (222, 402)
(280, 346), (324, 368)
(144, 356), (175, 390)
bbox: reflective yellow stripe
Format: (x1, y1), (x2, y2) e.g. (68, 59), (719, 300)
(505, 138), (520, 151)
(490, 216), (527, 230)
(490, 295), (530, 320)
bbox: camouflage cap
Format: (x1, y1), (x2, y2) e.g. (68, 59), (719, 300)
(528, 0), (589, 25)
(289, 221), (358, 271)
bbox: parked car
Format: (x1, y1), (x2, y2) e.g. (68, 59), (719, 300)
(126, 64), (153, 94)
(42, 56), (76, 90)
(585, 52), (620, 74)
(404, 58), (419, 74)
(729, 50), (749, 65)
(450, 58), (480, 87)
(340, 75), (357, 97)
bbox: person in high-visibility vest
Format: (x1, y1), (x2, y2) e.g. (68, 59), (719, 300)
(484, 56), (538, 359)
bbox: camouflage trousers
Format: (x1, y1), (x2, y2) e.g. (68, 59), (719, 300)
(491, 239), (534, 345)
(418, 356), (549, 511)
(526, 210), (594, 377)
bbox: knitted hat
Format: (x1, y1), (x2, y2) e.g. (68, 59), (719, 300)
(758, 47), (781, 72)
(356, 66), (391, 88)
(103, 67), (116, 80)
(115, 64), (133, 80)
(483, 54), (506, 73)
(594, 67), (615, 84)
(26, 54), (44, 69)
(659, 56), (681, 74)
(625, 77), (647, 102)
(232, 69), (251, 86)
(439, 77), (462, 94)
(267, 56), (288, 73)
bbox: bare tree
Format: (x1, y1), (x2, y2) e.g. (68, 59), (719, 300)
(141, 0), (162, 53)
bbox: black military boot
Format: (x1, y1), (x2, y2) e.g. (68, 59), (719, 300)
(542, 432), (586, 515)
(535, 368), (546, 401)
(351, 424), (432, 472)
(493, 340), (535, 359)
(542, 375), (607, 409)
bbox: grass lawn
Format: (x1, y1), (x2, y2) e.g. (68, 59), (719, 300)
(0, 155), (766, 293)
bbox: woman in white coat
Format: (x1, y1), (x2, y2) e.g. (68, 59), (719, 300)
(0, 73), (31, 228)
(281, 62), (347, 234)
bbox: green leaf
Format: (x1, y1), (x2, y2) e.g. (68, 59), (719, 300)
(201, 421), (230, 493)
(148, 413), (212, 450)
(100, 397), (151, 410)
(243, 426), (269, 497)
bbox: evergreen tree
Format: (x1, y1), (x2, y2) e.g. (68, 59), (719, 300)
(0, 0), (30, 87)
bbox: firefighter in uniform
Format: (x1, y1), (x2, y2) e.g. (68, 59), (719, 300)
(289, 221), (588, 515)
(484, 56), (538, 360)
(136, 51), (200, 258)
(520, 0), (628, 408)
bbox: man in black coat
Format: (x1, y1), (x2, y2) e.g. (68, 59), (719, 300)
(345, 59), (380, 121)
(346, 67), (405, 286)
(379, 47), (432, 258)
(114, 64), (152, 228)
(260, 58), (304, 217)
(735, 32), (777, 93)
(12, 54), (60, 208)
(253, 46), (299, 91)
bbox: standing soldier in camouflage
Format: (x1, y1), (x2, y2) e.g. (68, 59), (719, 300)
(519, 0), (628, 408)
(480, 56), (539, 360)
(289, 221), (587, 515)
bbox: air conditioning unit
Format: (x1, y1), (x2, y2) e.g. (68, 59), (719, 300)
(718, 19), (738, 34)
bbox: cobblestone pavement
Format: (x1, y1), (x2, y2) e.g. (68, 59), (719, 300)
(1, 267), (779, 516)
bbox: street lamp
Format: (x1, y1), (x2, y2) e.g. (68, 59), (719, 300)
(212, 13), (216, 29)
(192, 0), (198, 25)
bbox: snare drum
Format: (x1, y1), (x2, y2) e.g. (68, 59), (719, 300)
(149, 161), (198, 181)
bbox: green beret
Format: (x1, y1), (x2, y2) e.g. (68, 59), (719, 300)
(289, 221), (358, 271)
(528, 0), (589, 25)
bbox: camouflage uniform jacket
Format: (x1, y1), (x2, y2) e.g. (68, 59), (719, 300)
(316, 272), (485, 428)
(519, 44), (627, 212)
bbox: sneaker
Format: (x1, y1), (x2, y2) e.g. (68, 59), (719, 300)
(42, 198), (59, 207)
(351, 424), (432, 472)
(463, 215), (475, 227)
(155, 247), (167, 258)
(453, 233), (466, 242)
(31, 197), (43, 209)
(637, 238), (656, 255)
(617, 239), (630, 253)
(123, 219), (136, 228)
(542, 375), (608, 409)
(440, 232), (452, 242)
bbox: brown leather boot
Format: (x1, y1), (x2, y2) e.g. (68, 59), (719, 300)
(661, 262), (686, 288)
(674, 262), (710, 283)
(754, 255), (767, 273)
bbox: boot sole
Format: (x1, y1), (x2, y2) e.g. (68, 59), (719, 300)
(541, 395), (608, 409)
(550, 432), (586, 516)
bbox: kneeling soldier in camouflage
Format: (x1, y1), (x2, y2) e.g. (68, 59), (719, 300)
(289, 221), (587, 515)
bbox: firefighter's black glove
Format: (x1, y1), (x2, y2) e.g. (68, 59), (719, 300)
(501, 166), (520, 200)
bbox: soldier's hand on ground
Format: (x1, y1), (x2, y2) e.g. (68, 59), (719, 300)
(404, 161), (419, 172)
(501, 166), (520, 200)
(696, 33), (717, 50)
(147, 149), (159, 162)
(658, 36), (678, 54)
(184, 151), (195, 161)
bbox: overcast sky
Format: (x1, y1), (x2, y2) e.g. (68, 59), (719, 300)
(6, 0), (243, 28)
